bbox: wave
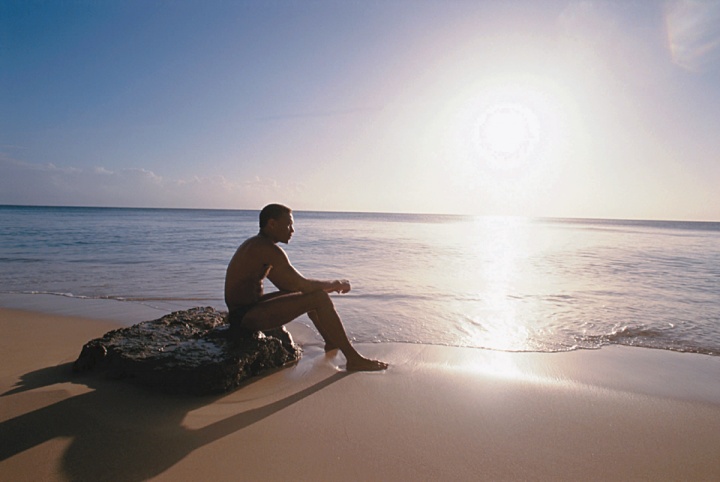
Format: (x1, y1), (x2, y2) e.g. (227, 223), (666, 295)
(352, 319), (720, 357)
(578, 324), (719, 357)
(2, 290), (223, 303)
(366, 335), (720, 357)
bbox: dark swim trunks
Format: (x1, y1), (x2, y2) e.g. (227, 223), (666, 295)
(227, 305), (255, 338)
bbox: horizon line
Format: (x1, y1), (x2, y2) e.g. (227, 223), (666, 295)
(1, 203), (718, 225)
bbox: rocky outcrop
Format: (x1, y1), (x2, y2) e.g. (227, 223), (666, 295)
(73, 307), (301, 395)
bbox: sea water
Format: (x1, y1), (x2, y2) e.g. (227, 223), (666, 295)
(1, 205), (719, 356)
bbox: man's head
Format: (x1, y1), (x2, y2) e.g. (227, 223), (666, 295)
(259, 203), (294, 243)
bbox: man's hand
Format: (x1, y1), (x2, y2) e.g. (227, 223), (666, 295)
(327, 279), (351, 294)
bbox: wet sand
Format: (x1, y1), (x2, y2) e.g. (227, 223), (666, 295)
(1, 307), (720, 481)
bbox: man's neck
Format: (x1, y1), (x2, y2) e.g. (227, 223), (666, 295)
(258, 230), (278, 244)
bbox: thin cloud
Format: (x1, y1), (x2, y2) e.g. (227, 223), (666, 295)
(254, 106), (383, 122)
(666, 0), (720, 72)
(0, 157), (297, 209)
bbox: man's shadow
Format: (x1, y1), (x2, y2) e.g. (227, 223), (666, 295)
(1, 362), (348, 481)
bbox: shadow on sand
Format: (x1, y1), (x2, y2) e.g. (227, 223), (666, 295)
(1, 363), (348, 480)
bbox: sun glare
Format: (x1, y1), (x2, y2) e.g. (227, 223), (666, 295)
(475, 103), (540, 172)
(449, 79), (573, 215)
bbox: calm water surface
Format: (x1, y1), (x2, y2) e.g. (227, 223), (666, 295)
(1, 205), (719, 356)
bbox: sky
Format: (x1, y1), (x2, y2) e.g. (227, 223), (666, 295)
(2, 0), (720, 220)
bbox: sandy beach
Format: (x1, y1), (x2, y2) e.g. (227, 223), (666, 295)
(2, 307), (720, 481)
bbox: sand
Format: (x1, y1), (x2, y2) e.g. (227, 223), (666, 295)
(2, 307), (720, 481)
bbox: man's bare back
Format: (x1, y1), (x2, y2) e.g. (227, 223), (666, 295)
(224, 204), (387, 372)
(225, 235), (278, 311)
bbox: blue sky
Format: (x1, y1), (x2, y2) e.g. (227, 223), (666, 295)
(2, 0), (720, 220)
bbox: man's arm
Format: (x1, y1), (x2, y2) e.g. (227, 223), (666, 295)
(267, 245), (350, 294)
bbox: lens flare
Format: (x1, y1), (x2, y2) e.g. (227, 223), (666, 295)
(474, 103), (541, 172)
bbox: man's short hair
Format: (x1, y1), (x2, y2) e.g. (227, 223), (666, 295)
(259, 203), (292, 228)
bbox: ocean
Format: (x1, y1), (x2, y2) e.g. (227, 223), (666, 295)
(1, 205), (719, 356)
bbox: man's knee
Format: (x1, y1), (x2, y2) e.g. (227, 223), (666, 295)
(307, 289), (332, 308)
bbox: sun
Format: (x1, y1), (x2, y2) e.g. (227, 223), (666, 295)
(475, 103), (540, 172)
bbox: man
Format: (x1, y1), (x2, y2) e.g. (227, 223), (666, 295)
(225, 204), (388, 371)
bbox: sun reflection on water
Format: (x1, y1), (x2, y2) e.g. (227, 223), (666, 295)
(464, 217), (535, 351)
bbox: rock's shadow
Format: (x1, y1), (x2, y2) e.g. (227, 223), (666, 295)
(1, 363), (347, 481)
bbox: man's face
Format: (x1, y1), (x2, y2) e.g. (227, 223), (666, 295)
(275, 212), (294, 244)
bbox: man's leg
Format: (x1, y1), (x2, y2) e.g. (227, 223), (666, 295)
(307, 310), (337, 352)
(260, 293), (336, 351)
(242, 291), (387, 371)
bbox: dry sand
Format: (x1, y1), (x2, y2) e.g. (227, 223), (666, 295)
(2, 307), (720, 481)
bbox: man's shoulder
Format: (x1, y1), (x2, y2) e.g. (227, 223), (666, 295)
(242, 235), (287, 259)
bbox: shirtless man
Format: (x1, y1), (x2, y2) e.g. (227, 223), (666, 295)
(225, 204), (388, 371)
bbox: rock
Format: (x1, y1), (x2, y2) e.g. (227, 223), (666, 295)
(72, 307), (301, 395)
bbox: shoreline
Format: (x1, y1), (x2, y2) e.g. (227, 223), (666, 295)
(2, 307), (720, 480)
(0, 292), (224, 326)
(3, 292), (720, 361)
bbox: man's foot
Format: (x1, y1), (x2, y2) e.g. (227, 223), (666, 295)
(346, 357), (388, 372)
